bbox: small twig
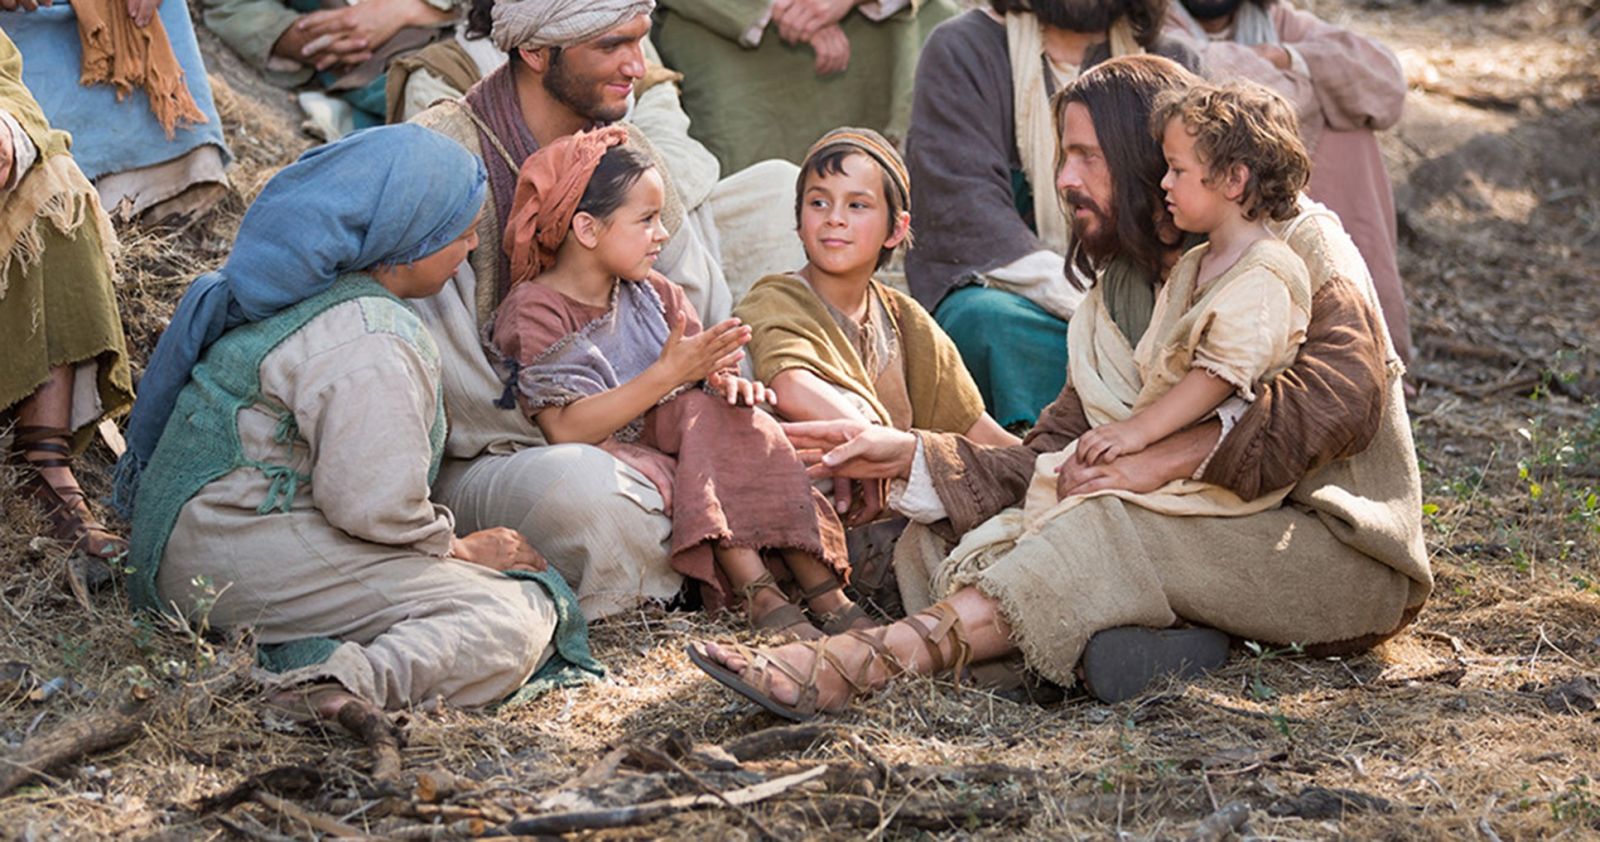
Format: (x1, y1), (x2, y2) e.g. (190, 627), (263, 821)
(217, 812), (298, 842)
(502, 765), (829, 835)
(636, 746), (780, 841)
(722, 723), (835, 762)
(1205, 763), (1264, 778)
(1478, 795), (1503, 842)
(559, 744), (630, 791)
(252, 789), (365, 837)
(1536, 625), (1585, 668)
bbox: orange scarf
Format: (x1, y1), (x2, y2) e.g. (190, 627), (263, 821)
(75, 0), (207, 139)
(502, 125), (630, 286)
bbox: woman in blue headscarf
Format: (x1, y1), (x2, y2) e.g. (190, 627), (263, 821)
(125, 124), (598, 735)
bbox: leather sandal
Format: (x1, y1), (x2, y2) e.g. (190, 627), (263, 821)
(10, 425), (126, 563)
(685, 627), (906, 722)
(740, 572), (823, 641)
(902, 602), (972, 682)
(798, 577), (880, 635)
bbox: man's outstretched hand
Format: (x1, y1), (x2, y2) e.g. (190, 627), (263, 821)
(784, 419), (918, 482)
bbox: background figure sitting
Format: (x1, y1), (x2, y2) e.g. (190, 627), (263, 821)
(201, 0), (460, 137)
(1162, 0), (1413, 364)
(653, 0), (961, 173)
(390, 0), (804, 304)
(1, 0), (232, 224)
(0, 31), (135, 566)
(903, 0), (1194, 430)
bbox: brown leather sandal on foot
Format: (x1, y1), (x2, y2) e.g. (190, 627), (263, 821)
(685, 628), (905, 722)
(799, 577), (881, 635)
(10, 425), (127, 563)
(741, 572), (823, 641)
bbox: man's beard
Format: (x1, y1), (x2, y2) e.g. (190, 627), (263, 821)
(1065, 189), (1118, 260)
(1030, 0), (1116, 33)
(1181, 0), (1246, 21)
(543, 52), (629, 123)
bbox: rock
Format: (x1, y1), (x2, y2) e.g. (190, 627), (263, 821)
(1542, 677), (1599, 714)
(1267, 787), (1394, 819)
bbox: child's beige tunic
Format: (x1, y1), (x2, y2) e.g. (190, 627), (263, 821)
(1018, 238), (1312, 525)
(156, 298), (557, 709)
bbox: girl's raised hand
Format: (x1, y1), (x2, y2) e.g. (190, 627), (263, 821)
(657, 313), (749, 387)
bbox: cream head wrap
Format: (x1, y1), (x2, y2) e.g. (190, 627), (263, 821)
(491, 0), (657, 52)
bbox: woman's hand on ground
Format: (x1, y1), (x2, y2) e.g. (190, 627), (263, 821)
(784, 419), (917, 482)
(656, 314), (749, 387)
(807, 25), (851, 76)
(449, 528), (547, 574)
(127, 0), (160, 27)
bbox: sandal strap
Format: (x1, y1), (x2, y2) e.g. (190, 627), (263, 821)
(742, 644), (821, 717)
(817, 602), (874, 636)
(904, 603), (972, 682)
(12, 425), (72, 445)
(16, 441), (70, 458)
(797, 573), (843, 603)
(750, 602), (813, 635)
(739, 570), (787, 604)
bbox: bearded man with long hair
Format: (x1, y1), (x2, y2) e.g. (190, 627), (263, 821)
(903, 0), (1195, 430)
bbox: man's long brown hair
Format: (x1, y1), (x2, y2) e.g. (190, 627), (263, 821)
(1053, 54), (1203, 284)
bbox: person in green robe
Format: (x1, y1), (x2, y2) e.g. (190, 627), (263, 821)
(0, 31), (134, 567)
(653, 0), (961, 173)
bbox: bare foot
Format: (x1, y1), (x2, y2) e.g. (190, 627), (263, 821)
(267, 684), (402, 782)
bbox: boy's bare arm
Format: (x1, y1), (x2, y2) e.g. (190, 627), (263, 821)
(770, 368), (874, 424)
(1078, 369), (1234, 464)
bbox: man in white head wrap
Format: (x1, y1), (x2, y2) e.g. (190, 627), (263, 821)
(491, 0), (657, 50)
(407, 0), (803, 622)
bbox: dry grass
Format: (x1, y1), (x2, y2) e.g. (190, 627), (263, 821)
(3, 0), (1599, 837)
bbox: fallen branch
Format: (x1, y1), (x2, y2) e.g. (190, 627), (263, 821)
(635, 745), (781, 840)
(781, 792), (1036, 831)
(252, 790), (365, 838)
(0, 693), (155, 796)
(502, 764), (828, 835)
(722, 723), (835, 762)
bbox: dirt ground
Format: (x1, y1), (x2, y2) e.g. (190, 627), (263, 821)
(3, 0), (1598, 838)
